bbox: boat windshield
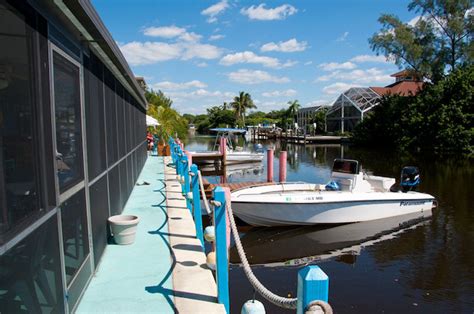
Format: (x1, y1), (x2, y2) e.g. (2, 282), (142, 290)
(332, 159), (359, 174)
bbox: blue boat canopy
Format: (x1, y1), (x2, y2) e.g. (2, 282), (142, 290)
(209, 128), (247, 134)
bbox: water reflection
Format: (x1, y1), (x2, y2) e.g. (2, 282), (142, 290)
(230, 212), (431, 266)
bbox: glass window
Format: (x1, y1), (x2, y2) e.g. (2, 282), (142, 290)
(0, 0), (42, 242)
(84, 53), (106, 180)
(60, 189), (89, 285)
(89, 176), (109, 267)
(0, 214), (65, 313)
(104, 67), (118, 166)
(108, 165), (121, 215)
(53, 51), (83, 192)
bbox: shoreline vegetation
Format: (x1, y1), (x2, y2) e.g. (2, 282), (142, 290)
(146, 0), (472, 157)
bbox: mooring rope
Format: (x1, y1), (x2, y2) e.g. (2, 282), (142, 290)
(225, 200), (298, 310)
(216, 199), (333, 313)
(197, 170), (212, 215)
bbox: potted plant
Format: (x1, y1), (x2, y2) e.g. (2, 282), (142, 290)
(108, 215), (140, 245)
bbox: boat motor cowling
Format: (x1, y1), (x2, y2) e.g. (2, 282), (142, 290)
(400, 166), (420, 192)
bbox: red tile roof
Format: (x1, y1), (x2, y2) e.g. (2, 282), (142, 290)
(370, 81), (424, 97)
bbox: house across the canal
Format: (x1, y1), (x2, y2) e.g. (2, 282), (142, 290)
(326, 70), (424, 133)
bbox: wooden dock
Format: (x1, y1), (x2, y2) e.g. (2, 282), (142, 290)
(202, 179), (273, 199)
(252, 128), (349, 144)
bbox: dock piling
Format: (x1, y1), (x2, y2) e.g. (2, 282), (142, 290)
(213, 187), (230, 313)
(279, 151), (287, 183)
(190, 164), (204, 247)
(296, 266), (329, 314)
(267, 149), (274, 182)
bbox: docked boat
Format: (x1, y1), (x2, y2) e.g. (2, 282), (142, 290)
(231, 159), (435, 226)
(191, 128), (264, 164)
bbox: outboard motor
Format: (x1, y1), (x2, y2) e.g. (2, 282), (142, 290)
(400, 166), (420, 192)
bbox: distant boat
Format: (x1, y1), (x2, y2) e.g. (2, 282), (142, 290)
(191, 128), (264, 164)
(231, 159), (435, 226)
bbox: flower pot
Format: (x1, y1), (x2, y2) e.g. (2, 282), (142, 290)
(108, 215), (140, 245)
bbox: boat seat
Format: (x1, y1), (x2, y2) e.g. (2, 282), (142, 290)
(334, 178), (353, 191)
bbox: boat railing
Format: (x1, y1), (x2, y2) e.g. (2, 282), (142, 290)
(169, 137), (333, 314)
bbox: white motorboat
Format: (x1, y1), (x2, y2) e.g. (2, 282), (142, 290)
(231, 159), (435, 226)
(191, 128), (264, 164)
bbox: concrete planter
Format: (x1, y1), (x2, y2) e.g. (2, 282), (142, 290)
(108, 215), (140, 245)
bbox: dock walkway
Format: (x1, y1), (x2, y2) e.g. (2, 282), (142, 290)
(76, 155), (224, 313)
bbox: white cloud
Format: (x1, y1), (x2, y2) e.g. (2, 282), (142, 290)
(305, 99), (334, 107)
(179, 32), (202, 42)
(322, 82), (356, 95)
(336, 31), (349, 42)
(209, 34), (225, 41)
(304, 61), (313, 65)
(196, 62), (208, 67)
(241, 4), (297, 21)
(152, 80), (207, 90)
(119, 41), (222, 65)
(316, 68), (392, 85)
(262, 89), (297, 97)
(181, 43), (222, 60)
(143, 25), (186, 38)
(228, 69), (290, 84)
(350, 54), (388, 63)
(201, 0), (229, 23)
(119, 42), (182, 65)
(260, 38), (308, 52)
(219, 51), (295, 68)
(318, 62), (357, 71)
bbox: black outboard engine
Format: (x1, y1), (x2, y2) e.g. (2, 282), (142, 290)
(400, 166), (420, 192)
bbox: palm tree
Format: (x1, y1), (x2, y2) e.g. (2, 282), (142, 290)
(230, 91), (256, 126)
(286, 99), (300, 126)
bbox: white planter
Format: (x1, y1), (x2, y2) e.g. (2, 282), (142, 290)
(108, 215), (140, 245)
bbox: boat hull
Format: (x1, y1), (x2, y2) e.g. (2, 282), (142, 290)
(231, 196), (434, 226)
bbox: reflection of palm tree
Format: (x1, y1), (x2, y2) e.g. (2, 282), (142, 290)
(231, 92), (256, 125)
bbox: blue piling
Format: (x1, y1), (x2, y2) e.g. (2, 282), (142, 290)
(296, 265), (329, 314)
(190, 164), (204, 247)
(213, 187), (230, 313)
(181, 155), (188, 195)
(183, 156), (191, 211)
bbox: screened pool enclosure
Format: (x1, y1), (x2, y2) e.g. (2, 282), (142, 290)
(326, 87), (381, 133)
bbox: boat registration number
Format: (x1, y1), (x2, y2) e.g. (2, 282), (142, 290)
(285, 196), (323, 202)
(400, 200), (425, 206)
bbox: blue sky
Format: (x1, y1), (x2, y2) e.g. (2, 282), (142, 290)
(92, 0), (417, 114)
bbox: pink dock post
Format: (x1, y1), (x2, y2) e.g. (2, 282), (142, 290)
(267, 149), (274, 182)
(279, 151), (287, 183)
(185, 151), (192, 170)
(224, 187), (232, 250)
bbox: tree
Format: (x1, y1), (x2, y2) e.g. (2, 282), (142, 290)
(286, 100), (300, 125)
(370, 0), (473, 81)
(352, 65), (473, 154)
(230, 91), (256, 126)
(145, 89), (186, 141)
(145, 89), (173, 108)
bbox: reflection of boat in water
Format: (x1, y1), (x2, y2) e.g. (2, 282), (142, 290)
(231, 159), (435, 226)
(229, 211), (431, 265)
(191, 128), (264, 164)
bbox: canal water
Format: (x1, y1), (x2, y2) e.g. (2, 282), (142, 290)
(186, 135), (474, 313)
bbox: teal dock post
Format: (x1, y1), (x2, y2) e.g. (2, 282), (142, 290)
(213, 187), (230, 313)
(190, 164), (204, 246)
(177, 150), (183, 178)
(183, 155), (191, 211)
(181, 155), (188, 195)
(296, 265), (329, 314)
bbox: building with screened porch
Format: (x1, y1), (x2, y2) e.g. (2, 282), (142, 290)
(325, 70), (423, 133)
